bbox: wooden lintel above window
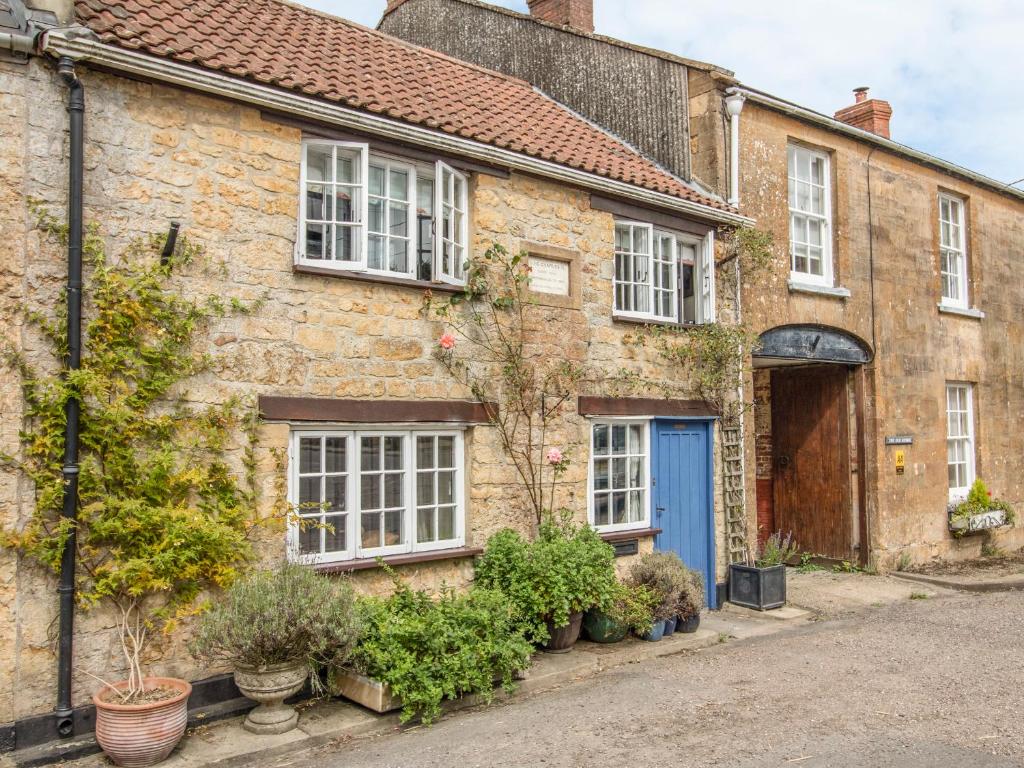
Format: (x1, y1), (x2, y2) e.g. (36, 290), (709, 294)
(578, 396), (719, 418)
(259, 396), (496, 424)
(261, 110), (511, 179)
(590, 194), (714, 236)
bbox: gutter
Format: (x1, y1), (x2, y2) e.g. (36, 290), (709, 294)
(41, 32), (753, 228)
(55, 54), (84, 738)
(736, 86), (1024, 204)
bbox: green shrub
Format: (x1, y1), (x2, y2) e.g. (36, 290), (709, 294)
(605, 582), (659, 635)
(348, 575), (532, 725)
(755, 531), (799, 567)
(677, 565), (705, 619)
(190, 563), (359, 693)
(950, 479), (1017, 535)
(626, 551), (688, 621)
(474, 521), (618, 644)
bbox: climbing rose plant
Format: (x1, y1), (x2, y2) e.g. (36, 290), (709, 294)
(423, 243), (582, 526)
(1, 211), (265, 702)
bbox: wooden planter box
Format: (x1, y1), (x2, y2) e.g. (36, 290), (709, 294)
(949, 509), (1007, 535)
(728, 563), (786, 611)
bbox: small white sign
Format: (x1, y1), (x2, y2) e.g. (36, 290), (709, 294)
(529, 257), (570, 296)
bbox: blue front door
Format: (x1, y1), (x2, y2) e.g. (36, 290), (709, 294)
(653, 419), (716, 609)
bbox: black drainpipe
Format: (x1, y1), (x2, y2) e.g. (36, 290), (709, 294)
(55, 55), (84, 739)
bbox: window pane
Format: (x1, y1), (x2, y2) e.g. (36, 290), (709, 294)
(628, 424), (643, 453)
(612, 458), (626, 489)
(361, 437), (380, 471)
(594, 494), (609, 526)
(390, 169), (409, 201)
(299, 476), (320, 509)
(594, 459), (609, 491)
(384, 473), (403, 508)
(417, 436), (435, 469)
(388, 236), (408, 273)
(384, 437), (403, 470)
(369, 165), (385, 197)
(307, 145), (331, 183)
(438, 470), (455, 504)
(336, 151), (356, 184)
(299, 521), (319, 554)
(437, 436), (455, 468)
(325, 475), (346, 512)
(299, 437), (320, 474)
(612, 492), (627, 524)
(368, 234), (385, 270)
(384, 510), (403, 545)
(611, 425), (627, 454)
(305, 184), (328, 221)
(417, 472), (434, 506)
(324, 514), (346, 553)
(417, 508), (435, 543)
(361, 513), (380, 548)
(368, 198), (384, 232)
(628, 490), (644, 522)
(629, 457), (643, 487)
(437, 507), (456, 541)
(333, 225), (355, 262)
(361, 473), (380, 507)
(325, 437), (346, 474)
(335, 187), (358, 223)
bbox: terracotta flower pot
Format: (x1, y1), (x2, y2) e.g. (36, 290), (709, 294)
(93, 677), (191, 768)
(234, 661), (308, 734)
(543, 611), (583, 653)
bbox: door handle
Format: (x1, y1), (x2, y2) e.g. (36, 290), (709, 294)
(656, 506), (665, 517)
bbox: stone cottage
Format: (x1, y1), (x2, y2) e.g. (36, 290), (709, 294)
(380, 0), (1024, 568)
(0, 0), (748, 750)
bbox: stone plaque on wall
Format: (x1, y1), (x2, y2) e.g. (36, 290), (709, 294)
(529, 256), (570, 296)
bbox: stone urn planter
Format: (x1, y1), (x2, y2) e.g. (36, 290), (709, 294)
(543, 611), (584, 653)
(234, 661), (308, 734)
(94, 677), (191, 768)
(949, 508), (1007, 536)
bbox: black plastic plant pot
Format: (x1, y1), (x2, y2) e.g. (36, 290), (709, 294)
(728, 563), (786, 611)
(677, 613), (701, 634)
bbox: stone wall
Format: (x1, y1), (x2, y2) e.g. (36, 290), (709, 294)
(737, 101), (1024, 568)
(0, 59), (727, 724)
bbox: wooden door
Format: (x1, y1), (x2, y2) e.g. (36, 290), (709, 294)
(653, 420), (716, 608)
(771, 366), (853, 560)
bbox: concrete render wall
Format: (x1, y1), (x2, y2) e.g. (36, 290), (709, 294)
(0, 59), (729, 724)
(737, 102), (1024, 568)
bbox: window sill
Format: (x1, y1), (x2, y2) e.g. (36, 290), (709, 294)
(787, 280), (851, 299)
(293, 263), (465, 295)
(599, 527), (661, 543)
(612, 314), (699, 329)
(311, 546), (482, 574)
(937, 303), (985, 320)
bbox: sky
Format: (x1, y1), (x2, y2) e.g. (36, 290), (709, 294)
(307, 0), (1023, 186)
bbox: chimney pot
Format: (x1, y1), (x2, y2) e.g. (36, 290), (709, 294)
(835, 87), (893, 139)
(527, 0), (594, 33)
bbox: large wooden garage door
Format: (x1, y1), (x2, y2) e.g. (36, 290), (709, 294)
(771, 365), (853, 560)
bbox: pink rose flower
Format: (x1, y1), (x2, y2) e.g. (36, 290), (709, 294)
(439, 333), (456, 351)
(546, 448), (563, 465)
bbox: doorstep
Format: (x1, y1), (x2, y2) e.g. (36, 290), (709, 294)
(16, 629), (719, 768)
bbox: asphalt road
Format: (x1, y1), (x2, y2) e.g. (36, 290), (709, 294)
(269, 589), (1024, 768)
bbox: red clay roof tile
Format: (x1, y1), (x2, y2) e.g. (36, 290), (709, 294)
(75, 0), (733, 213)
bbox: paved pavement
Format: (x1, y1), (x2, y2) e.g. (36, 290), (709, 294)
(265, 583), (1024, 768)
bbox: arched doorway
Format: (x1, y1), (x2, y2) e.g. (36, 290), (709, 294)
(752, 325), (873, 562)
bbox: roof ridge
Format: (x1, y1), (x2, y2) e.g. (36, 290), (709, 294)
(272, 0), (536, 90)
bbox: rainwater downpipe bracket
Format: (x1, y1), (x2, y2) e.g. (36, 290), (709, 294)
(55, 53), (84, 739)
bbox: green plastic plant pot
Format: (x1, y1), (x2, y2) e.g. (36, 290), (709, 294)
(582, 609), (627, 644)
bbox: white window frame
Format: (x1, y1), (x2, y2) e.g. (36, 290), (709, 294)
(938, 193), (968, 309)
(613, 222), (715, 325)
(587, 418), (652, 534)
(296, 139), (468, 287)
(945, 383), (976, 502)
(435, 160), (469, 285)
(787, 144), (833, 287)
(287, 427), (466, 565)
(366, 156), (417, 280)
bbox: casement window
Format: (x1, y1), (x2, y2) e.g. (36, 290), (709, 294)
(787, 144), (832, 286)
(299, 140), (469, 284)
(613, 222), (715, 324)
(939, 194), (968, 308)
(588, 420), (650, 532)
(289, 429), (465, 564)
(945, 383), (975, 501)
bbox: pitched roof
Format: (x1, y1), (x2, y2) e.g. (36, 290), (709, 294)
(74, 0), (734, 213)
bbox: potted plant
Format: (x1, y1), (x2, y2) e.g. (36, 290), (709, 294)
(677, 566), (705, 633)
(1, 226), (259, 766)
(626, 552), (689, 641)
(475, 520), (618, 652)
(191, 563), (359, 734)
(336, 569), (533, 725)
(729, 531), (798, 611)
(948, 480), (1016, 537)
(582, 582), (659, 643)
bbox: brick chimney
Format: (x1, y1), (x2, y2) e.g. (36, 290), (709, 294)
(527, 0), (594, 33)
(834, 87), (893, 139)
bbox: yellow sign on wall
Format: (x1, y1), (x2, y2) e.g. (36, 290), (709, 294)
(895, 450), (906, 475)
